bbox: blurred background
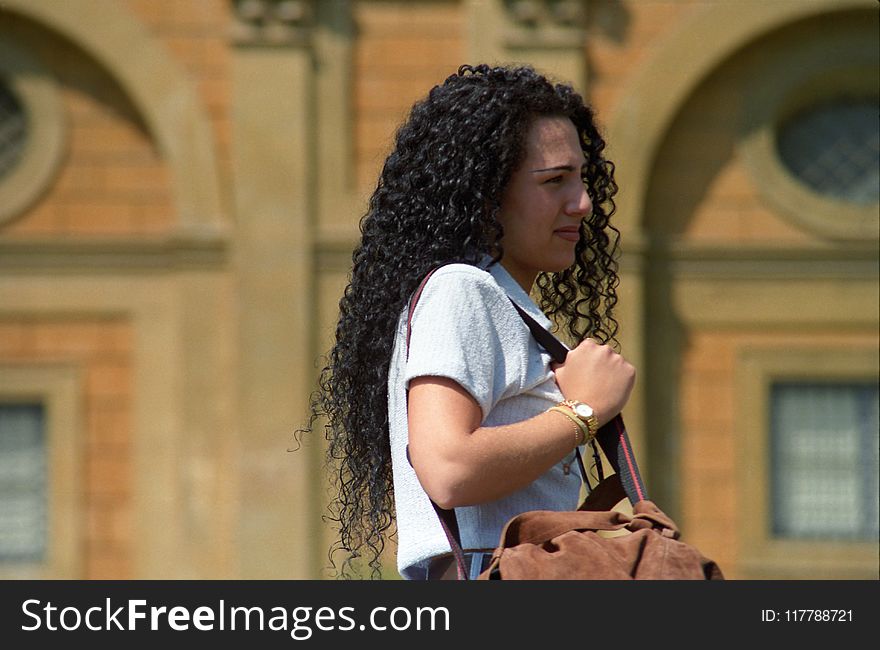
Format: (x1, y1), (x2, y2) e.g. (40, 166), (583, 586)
(0, 0), (877, 580)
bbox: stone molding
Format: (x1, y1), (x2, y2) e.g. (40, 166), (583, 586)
(0, 236), (229, 271)
(0, 365), (83, 579)
(0, 35), (66, 227)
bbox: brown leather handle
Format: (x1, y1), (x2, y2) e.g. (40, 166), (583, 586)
(498, 510), (634, 547)
(497, 500), (680, 548)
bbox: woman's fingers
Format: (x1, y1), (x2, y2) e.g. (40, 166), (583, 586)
(552, 338), (635, 425)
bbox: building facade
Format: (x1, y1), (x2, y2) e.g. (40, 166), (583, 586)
(0, 0), (877, 579)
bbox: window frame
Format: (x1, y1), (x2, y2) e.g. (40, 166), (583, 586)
(737, 347), (879, 578)
(0, 364), (83, 579)
(769, 380), (877, 541)
(775, 96), (879, 206)
(0, 34), (66, 227)
(738, 29), (879, 242)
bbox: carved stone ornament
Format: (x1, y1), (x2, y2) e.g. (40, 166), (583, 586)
(231, 0), (315, 47)
(503, 0), (587, 49)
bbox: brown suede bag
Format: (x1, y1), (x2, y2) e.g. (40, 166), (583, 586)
(476, 485), (723, 580)
(408, 268), (724, 581)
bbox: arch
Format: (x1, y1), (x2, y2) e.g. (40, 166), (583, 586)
(606, 0), (876, 240)
(2, 0), (227, 233)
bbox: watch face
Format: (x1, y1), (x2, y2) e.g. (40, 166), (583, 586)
(574, 404), (593, 418)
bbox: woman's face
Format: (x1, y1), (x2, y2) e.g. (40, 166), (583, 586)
(496, 116), (592, 291)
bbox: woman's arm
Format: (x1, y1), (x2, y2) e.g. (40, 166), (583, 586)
(408, 338), (635, 508)
(408, 376), (574, 508)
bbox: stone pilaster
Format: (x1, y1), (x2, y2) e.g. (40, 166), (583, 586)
(230, 0), (318, 578)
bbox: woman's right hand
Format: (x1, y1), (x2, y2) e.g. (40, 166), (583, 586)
(552, 339), (636, 426)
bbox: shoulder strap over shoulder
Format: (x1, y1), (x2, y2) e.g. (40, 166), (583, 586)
(505, 301), (649, 505)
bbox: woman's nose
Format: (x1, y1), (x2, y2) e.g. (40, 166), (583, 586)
(566, 184), (592, 218)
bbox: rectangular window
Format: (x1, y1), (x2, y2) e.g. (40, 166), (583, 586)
(771, 382), (879, 541)
(0, 403), (47, 562)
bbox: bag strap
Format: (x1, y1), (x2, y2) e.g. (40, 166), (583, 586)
(505, 301), (649, 505)
(405, 267), (469, 579)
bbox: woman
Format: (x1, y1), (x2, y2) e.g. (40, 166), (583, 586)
(307, 64), (635, 579)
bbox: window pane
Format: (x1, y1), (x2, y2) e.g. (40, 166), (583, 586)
(0, 404), (47, 562)
(0, 81), (28, 182)
(771, 383), (879, 541)
(777, 98), (880, 205)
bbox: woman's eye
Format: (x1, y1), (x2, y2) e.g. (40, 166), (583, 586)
(543, 176), (563, 184)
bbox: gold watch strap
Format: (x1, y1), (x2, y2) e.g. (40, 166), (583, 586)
(549, 406), (588, 447)
(558, 400), (599, 441)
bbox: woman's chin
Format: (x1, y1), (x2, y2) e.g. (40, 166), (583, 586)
(546, 252), (577, 274)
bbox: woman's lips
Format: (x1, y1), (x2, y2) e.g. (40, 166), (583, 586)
(554, 227), (580, 242)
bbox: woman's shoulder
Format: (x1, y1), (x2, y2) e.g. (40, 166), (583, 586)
(413, 262), (514, 325)
(424, 262), (502, 296)
(423, 263), (507, 303)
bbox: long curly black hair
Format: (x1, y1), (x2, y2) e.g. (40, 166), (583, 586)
(305, 64), (619, 578)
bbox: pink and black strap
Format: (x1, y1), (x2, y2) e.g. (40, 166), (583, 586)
(506, 300), (648, 504)
(405, 267), (469, 579)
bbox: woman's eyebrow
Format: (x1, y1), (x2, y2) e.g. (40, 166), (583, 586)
(530, 162), (589, 174)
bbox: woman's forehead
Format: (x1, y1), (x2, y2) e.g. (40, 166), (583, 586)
(523, 116), (583, 165)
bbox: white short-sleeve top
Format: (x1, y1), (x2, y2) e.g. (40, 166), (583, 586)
(387, 261), (583, 579)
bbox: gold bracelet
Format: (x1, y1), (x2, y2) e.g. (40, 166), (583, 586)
(549, 406), (588, 448)
(558, 399), (599, 441)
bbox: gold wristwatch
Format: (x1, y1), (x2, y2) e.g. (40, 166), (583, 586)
(558, 400), (599, 441)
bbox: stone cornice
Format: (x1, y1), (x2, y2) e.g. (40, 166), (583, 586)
(0, 234), (229, 271)
(662, 243), (879, 280)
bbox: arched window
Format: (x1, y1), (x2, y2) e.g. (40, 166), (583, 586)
(777, 98), (879, 205)
(739, 27), (879, 242)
